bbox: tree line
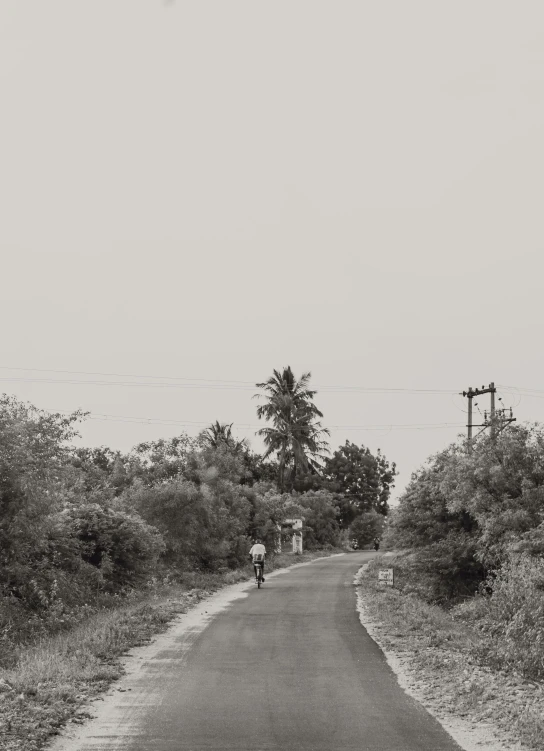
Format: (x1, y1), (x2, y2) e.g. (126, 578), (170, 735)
(384, 420), (544, 679)
(0, 367), (396, 642)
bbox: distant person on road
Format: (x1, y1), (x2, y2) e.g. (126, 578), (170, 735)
(373, 537), (380, 551)
(249, 538), (266, 581)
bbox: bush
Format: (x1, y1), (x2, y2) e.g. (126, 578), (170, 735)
(382, 535), (486, 605)
(122, 476), (252, 571)
(64, 503), (165, 589)
(297, 490), (341, 548)
(457, 555), (544, 680)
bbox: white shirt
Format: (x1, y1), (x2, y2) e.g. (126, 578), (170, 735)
(249, 543), (266, 559)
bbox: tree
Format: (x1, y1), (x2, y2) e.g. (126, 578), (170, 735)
(200, 421), (247, 453)
(240, 450), (280, 486)
(250, 490), (304, 550)
(349, 511), (386, 549)
(439, 423), (544, 567)
(323, 441), (396, 525)
(128, 434), (197, 485)
(386, 446), (485, 603)
(254, 367), (329, 491)
(297, 490), (341, 548)
(63, 503), (164, 589)
(121, 441), (255, 571)
(0, 395), (86, 608)
(71, 446), (118, 492)
(389, 424), (544, 581)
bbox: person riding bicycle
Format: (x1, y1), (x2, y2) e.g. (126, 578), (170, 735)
(373, 537), (380, 551)
(249, 538), (266, 582)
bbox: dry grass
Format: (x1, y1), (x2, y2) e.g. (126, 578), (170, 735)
(357, 558), (544, 751)
(0, 549), (339, 751)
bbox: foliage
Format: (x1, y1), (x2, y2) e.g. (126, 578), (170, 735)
(454, 554), (544, 680)
(254, 366), (329, 491)
(323, 441), (396, 524)
(184, 442), (249, 486)
(297, 490), (341, 548)
(509, 521), (544, 557)
(200, 421), (248, 453)
(386, 448), (478, 548)
(439, 423), (544, 567)
(385, 446), (484, 602)
(240, 450), (280, 486)
(0, 388), (389, 651)
(63, 503), (164, 589)
(128, 434), (198, 485)
(121, 443), (254, 571)
(0, 396), (85, 606)
(387, 423), (544, 604)
(349, 511), (385, 548)
(250, 490), (304, 550)
(249, 488), (342, 550)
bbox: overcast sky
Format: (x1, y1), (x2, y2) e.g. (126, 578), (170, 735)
(2, 1), (544, 501)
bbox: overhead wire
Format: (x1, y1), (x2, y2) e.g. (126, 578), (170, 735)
(498, 384), (544, 394)
(0, 365), (254, 385)
(47, 407), (466, 432)
(0, 366), (458, 394)
(4, 366), (534, 436)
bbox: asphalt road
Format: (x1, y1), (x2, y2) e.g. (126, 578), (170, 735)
(57, 552), (462, 751)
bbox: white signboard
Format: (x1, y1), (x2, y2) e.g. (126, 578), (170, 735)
(378, 568), (394, 586)
(284, 518), (303, 530)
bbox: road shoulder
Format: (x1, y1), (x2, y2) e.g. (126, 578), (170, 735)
(354, 563), (542, 751)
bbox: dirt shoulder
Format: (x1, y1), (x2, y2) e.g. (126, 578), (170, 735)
(355, 559), (544, 751)
(0, 550), (342, 751)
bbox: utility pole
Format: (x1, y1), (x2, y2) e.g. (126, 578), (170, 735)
(462, 382), (515, 452)
(462, 386), (489, 452)
(467, 390), (473, 444)
(490, 382), (496, 440)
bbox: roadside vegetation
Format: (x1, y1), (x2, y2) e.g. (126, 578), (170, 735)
(0, 367), (396, 750)
(358, 559), (544, 751)
(360, 421), (544, 749)
(384, 422), (544, 679)
(0, 550), (335, 751)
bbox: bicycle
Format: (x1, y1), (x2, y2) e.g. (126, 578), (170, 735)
(253, 559), (264, 588)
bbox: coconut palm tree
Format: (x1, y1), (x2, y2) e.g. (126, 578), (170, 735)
(254, 367), (329, 491)
(201, 421), (246, 452)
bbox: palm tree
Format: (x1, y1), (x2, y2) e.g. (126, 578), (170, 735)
(201, 421), (246, 452)
(254, 367), (329, 491)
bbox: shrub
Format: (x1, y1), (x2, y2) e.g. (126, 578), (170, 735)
(63, 503), (165, 589)
(383, 535), (486, 605)
(463, 555), (544, 680)
(297, 490), (341, 548)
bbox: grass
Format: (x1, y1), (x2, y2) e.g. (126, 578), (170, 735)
(357, 556), (544, 751)
(0, 548), (340, 751)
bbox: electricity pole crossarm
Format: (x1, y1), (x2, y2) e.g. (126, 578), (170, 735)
(461, 382), (514, 452)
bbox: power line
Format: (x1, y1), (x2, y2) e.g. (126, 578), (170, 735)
(498, 384), (544, 392)
(0, 365), (254, 385)
(498, 384), (544, 400)
(49, 407), (465, 432)
(0, 377), (253, 391)
(0, 367), (458, 395)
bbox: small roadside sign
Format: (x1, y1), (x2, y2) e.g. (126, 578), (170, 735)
(284, 518), (303, 530)
(378, 568), (394, 587)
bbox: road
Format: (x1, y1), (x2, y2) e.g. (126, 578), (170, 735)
(55, 552), (462, 751)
